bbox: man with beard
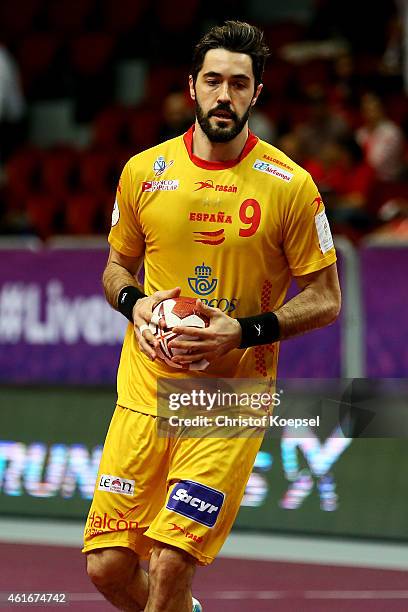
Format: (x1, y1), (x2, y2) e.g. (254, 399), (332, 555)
(84, 21), (341, 612)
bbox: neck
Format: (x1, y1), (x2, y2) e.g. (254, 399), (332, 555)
(192, 120), (249, 162)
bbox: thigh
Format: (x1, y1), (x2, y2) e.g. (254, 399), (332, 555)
(83, 406), (170, 559)
(145, 431), (264, 565)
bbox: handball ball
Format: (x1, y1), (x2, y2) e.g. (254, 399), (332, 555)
(148, 297), (209, 371)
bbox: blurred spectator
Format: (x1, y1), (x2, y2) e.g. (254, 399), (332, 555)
(310, 138), (376, 231)
(373, 198), (408, 236)
(381, 13), (403, 77)
(278, 130), (323, 178)
(0, 43), (26, 162)
(356, 92), (406, 181)
(295, 86), (351, 158)
(158, 90), (194, 141)
(328, 52), (360, 121)
(249, 108), (276, 143)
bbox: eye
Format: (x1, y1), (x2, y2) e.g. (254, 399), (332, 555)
(206, 79), (219, 86)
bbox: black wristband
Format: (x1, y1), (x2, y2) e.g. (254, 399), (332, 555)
(117, 286), (146, 322)
(237, 312), (280, 348)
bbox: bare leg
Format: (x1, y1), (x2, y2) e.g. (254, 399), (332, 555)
(87, 547), (148, 611)
(145, 542), (196, 612)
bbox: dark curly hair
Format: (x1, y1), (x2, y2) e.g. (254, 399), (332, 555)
(191, 20), (269, 91)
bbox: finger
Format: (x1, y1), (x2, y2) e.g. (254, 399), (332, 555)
(169, 338), (215, 352)
(136, 334), (157, 360)
(134, 325), (158, 359)
(171, 326), (213, 338)
(154, 286), (181, 303)
(195, 299), (218, 317)
(172, 352), (212, 364)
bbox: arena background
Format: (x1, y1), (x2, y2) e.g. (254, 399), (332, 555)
(0, 1), (407, 610)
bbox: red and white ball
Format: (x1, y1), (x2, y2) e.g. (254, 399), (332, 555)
(148, 297), (210, 371)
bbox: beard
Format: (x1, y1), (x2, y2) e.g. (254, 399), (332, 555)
(195, 97), (253, 143)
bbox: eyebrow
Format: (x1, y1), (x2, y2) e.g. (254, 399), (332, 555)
(202, 71), (251, 81)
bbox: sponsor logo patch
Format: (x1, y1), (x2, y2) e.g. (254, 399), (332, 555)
(168, 523), (203, 543)
(188, 262), (218, 296)
(98, 474), (135, 496)
(153, 156), (174, 177)
(194, 179), (237, 193)
(111, 199), (119, 226)
(253, 159), (293, 182)
(262, 154), (294, 172)
(315, 210), (334, 254)
(166, 480), (225, 528)
(142, 180), (179, 192)
(85, 506), (139, 537)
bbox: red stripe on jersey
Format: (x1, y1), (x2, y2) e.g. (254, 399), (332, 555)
(193, 229), (224, 236)
(194, 237), (225, 245)
(183, 125), (258, 170)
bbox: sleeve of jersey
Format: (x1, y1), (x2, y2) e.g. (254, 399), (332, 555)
(108, 161), (145, 257)
(283, 173), (337, 276)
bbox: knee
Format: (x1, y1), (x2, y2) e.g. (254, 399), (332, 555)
(86, 548), (138, 591)
(150, 545), (195, 585)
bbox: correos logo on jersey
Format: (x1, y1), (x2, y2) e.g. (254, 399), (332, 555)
(167, 480), (225, 527)
(187, 263), (238, 313)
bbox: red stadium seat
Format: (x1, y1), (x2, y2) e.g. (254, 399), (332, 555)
(155, 0), (200, 31)
(78, 150), (117, 194)
(263, 22), (306, 52)
(17, 34), (61, 93)
(0, 0), (44, 40)
(5, 148), (43, 199)
(92, 107), (129, 147)
(40, 148), (78, 198)
(146, 66), (187, 106)
(128, 109), (160, 150)
(69, 33), (115, 76)
(47, 0), (96, 34)
(64, 193), (100, 234)
(101, 0), (148, 33)
(26, 194), (60, 239)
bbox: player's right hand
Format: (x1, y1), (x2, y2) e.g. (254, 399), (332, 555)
(132, 287), (181, 360)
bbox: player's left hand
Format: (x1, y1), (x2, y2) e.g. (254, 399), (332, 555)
(169, 300), (242, 365)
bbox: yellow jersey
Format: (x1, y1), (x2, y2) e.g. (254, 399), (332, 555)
(108, 126), (336, 415)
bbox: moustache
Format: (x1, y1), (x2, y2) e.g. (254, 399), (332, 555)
(208, 105), (238, 121)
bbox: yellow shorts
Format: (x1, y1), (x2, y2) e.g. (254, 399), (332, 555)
(83, 405), (263, 565)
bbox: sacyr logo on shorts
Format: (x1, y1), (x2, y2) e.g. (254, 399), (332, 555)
(98, 474), (135, 496)
(142, 180), (179, 192)
(166, 480), (225, 528)
(253, 159), (293, 182)
(168, 523), (203, 543)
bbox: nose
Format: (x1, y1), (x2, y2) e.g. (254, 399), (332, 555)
(217, 81), (232, 104)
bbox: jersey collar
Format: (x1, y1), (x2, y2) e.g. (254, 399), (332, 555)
(183, 125), (258, 170)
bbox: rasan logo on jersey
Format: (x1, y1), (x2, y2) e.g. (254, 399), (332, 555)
(194, 179), (237, 193)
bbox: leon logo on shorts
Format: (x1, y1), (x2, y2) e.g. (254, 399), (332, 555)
(98, 474), (135, 496)
(166, 480), (225, 528)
